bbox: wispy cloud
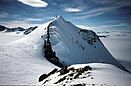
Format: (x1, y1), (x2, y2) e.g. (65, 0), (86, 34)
(77, 11), (104, 19)
(0, 11), (9, 18)
(25, 17), (55, 22)
(75, 0), (131, 19)
(91, 0), (131, 6)
(90, 0), (116, 4)
(17, 0), (48, 7)
(82, 7), (116, 15)
(76, 6), (118, 19)
(64, 7), (82, 12)
(25, 18), (42, 21)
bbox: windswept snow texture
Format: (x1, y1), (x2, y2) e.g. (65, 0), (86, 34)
(0, 22), (58, 85)
(0, 32), (24, 45)
(38, 63), (131, 86)
(46, 16), (127, 71)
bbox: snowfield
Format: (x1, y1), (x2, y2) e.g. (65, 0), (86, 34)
(98, 31), (131, 72)
(0, 16), (131, 85)
(0, 32), (24, 45)
(0, 22), (58, 84)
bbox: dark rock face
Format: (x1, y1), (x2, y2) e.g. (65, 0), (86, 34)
(48, 68), (58, 76)
(39, 65), (93, 85)
(79, 29), (100, 45)
(0, 25), (7, 31)
(43, 23), (64, 67)
(5, 28), (15, 32)
(59, 66), (69, 75)
(39, 74), (48, 82)
(38, 68), (58, 82)
(16, 27), (25, 31)
(0, 24), (37, 34)
(24, 26), (37, 35)
(43, 39), (63, 67)
(5, 27), (25, 32)
(0, 25), (25, 32)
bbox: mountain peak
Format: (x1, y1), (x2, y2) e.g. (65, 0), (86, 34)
(25, 15), (128, 72)
(54, 15), (65, 22)
(56, 15), (62, 19)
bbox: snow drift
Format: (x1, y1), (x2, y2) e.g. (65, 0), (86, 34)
(37, 63), (131, 86)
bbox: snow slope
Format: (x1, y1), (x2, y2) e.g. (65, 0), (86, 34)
(0, 21), (58, 85)
(37, 63), (131, 86)
(43, 15), (128, 71)
(0, 32), (24, 45)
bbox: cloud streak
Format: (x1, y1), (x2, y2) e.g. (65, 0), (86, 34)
(0, 11), (9, 18)
(64, 7), (82, 12)
(25, 18), (42, 21)
(17, 0), (48, 7)
(91, 0), (131, 6)
(75, 0), (131, 19)
(76, 6), (118, 19)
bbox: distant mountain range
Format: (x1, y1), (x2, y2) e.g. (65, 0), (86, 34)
(0, 25), (37, 35)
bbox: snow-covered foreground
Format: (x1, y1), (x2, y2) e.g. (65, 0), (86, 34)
(38, 63), (131, 86)
(0, 32), (24, 45)
(0, 31), (58, 84)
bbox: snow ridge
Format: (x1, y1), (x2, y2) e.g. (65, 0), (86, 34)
(40, 15), (128, 72)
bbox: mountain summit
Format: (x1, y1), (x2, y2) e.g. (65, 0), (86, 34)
(0, 15), (130, 85)
(36, 15), (130, 85)
(28, 15), (128, 71)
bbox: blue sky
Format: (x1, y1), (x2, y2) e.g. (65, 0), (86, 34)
(0, 0), (131, 31)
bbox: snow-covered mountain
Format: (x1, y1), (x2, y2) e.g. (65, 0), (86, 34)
(0, 15), (130, 85)
(35, 15), (127, 71)
(0, 25), (37, 35)
(0, 25), (8, 31)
